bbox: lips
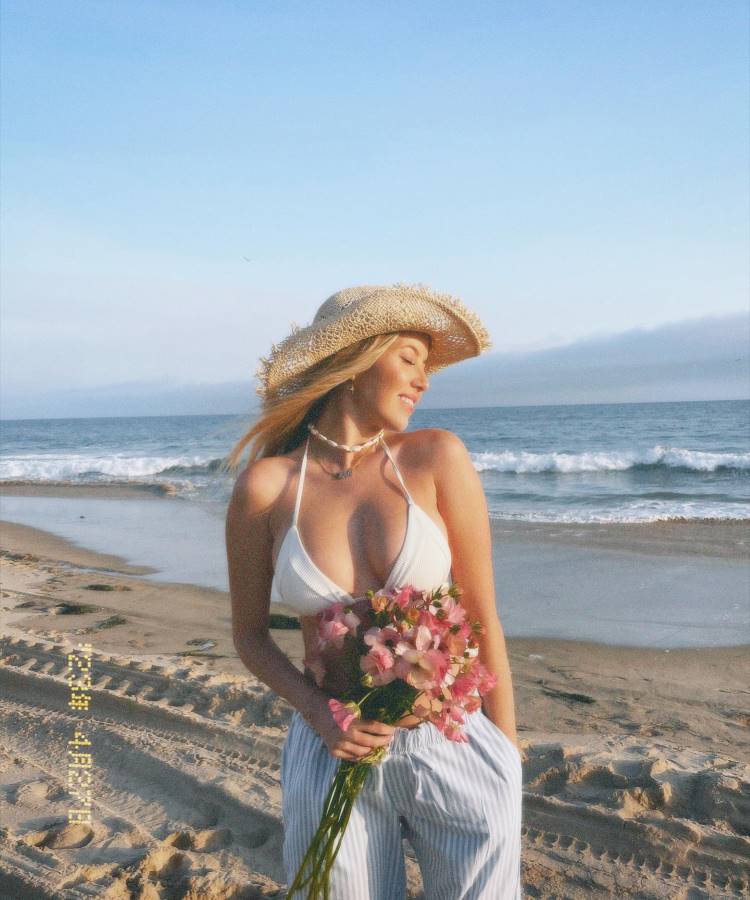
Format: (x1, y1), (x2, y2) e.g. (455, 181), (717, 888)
(399, 394), (416, 409)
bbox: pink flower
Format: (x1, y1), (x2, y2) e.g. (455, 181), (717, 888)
(309, 580), (496, 746)
(360, 625), (400, 685)
(431, 698), (470, 742)
(439, 595), (467, 626)
(443, 631), (466, 658)
(391, 585), (418, 611)
(289, 580), (501, 900)
(320, 618), (350, 646)
(328, 698), (361, 733)
(361, 645), (397, 685)
(451, 671), (484, 699)
(414, 610), (449, 644)
(393, 646), (449, 691)
(363, 625), (400, 650)
(317, 602), (361, 649)
(463, 694), (482, 713)
(412, 691), (443, 719)
(474, 663), (498, 695)
(440, 720), (469, 742)
(413, 624), (436, 652)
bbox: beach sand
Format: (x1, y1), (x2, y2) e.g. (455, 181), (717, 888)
(1, 518), (749, 898)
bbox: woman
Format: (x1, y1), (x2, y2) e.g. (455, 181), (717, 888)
(225, 284), (523, 899)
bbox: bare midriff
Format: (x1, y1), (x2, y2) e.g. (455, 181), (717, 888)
(300, 615), (425, 730)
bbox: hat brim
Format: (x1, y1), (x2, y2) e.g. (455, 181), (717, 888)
(255, 282), (492, 400)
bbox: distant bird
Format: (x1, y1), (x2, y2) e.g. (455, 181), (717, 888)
(242, 256), (255, 262)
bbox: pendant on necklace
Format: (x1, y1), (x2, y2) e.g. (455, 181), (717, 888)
(334, 469), (353, 480)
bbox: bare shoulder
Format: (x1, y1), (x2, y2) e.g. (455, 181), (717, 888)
(226, 453), (295, 522)
(394, 428), (471, 483)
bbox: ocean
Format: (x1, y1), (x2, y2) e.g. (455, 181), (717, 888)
(0, 400), (750, 522)
(2, 399), (748, 523)
(1, 400), (748, 648)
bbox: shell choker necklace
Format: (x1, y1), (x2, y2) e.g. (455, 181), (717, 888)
(306, 423), (385, 480)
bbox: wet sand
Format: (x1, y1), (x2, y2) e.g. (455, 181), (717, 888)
(3, 478), (749, 559)
(1, 519), (749, 897)
(2, 481), (748, 650)
(490, 516), (750, 560)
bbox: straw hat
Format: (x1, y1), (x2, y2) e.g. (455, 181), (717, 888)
(254, 282), (492, 401)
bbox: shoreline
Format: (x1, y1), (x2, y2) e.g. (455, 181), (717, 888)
(490, 516), (750, 559)
(2, 479), (748, 560)
(2, 520), (749, 897)
(1, 519), (748, 748)
(2, 518), (747, 715)
(0, 479), (180, 498)
(2, 516), (748, 652)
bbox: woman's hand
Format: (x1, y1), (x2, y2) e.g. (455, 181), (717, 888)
(314, 708), (396, 762)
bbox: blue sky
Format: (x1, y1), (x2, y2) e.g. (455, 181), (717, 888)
(2, 1), (748, 416)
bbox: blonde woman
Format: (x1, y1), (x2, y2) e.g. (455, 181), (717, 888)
(225, 285), (523, 899)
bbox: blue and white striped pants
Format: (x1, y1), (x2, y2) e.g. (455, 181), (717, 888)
(280, 707), (523, 899)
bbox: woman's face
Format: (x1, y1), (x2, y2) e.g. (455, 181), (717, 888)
(355, 331), (431, 430)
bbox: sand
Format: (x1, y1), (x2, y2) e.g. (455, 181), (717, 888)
(1, 519), (749, 899)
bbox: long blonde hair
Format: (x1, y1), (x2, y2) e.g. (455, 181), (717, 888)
(222, 332), (404, 474)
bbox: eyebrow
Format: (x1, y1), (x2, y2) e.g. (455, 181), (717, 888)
(402, 341), (429, 362)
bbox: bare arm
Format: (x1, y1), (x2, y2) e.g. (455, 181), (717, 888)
(430, 429), (520, 750)
(225, 458), (395, 760)
(225, 459), (329, 729)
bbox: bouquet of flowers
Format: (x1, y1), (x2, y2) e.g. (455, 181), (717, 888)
(287, 580), (497, 899)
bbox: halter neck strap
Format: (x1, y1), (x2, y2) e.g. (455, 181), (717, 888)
(380, 435), (414, 505)
(292, 436), (310, 527)
(295, 434), (413, 526)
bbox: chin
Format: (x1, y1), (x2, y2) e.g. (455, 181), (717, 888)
(380, 415), (406, 432)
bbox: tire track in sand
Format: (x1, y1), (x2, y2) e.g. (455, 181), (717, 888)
(2, 635), (749, 898)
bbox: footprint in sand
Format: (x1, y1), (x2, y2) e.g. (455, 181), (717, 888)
(23, 821), (95, 850)
(163, 830), (194, 850)
(58, 861), (124, 892)
(193, 827), (234, 851)
(140, 846), (189, 878)
(163, 827), (234, 851)
(9, 778), (67, 807)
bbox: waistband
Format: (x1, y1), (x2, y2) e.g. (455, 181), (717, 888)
(291, 706), (485, 756)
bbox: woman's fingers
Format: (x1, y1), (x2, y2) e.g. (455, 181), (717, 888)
(334, 724), (394, 757)
(348, 723), (394, 748)
(339, 740), (385, 759)
(358, 719), (396, 736)
(326, 718), (397, 760)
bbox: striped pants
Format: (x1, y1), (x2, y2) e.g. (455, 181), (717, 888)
(280, 707), (523, 899)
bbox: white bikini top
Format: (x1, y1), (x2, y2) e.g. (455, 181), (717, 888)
(269, 435), (452, 616)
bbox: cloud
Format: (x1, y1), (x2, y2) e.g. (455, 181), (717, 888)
(3, 312), (747, 419)
(426, 312), (749, 407)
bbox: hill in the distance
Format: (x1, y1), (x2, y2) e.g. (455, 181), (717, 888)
(4, 313), (747, 419)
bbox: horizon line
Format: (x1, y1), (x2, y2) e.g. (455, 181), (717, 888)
(2, 396), (748, 424)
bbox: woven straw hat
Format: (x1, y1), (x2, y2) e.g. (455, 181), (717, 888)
(254, 282), (492, 401)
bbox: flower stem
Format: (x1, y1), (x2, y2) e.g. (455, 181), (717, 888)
(286, 761), (373, 898)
